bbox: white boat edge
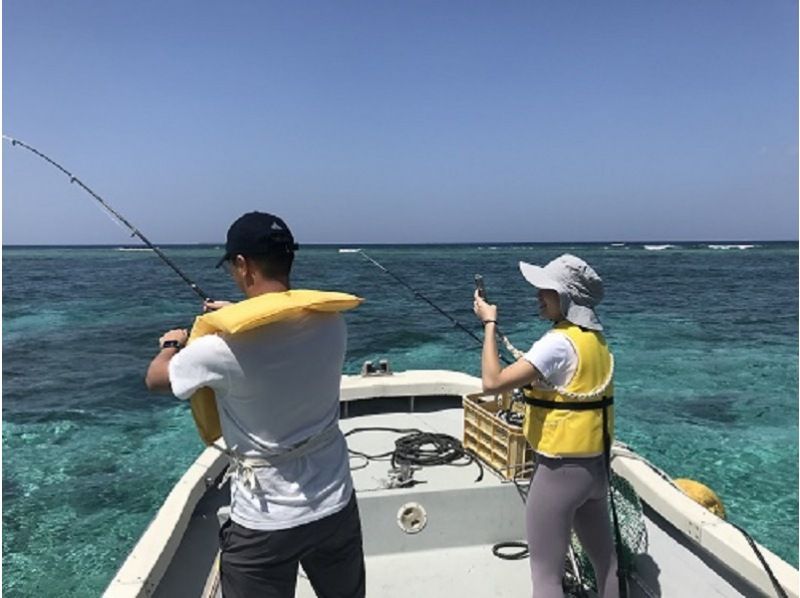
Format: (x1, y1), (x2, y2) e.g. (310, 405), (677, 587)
(104, 370), (799, 598)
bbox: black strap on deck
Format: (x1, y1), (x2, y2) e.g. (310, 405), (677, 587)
(601, 404), (628, 598)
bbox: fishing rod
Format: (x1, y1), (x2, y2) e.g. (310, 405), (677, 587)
(475, 274), (526, 362)
(356, 250), (514, 365)
(3, 135), (211, 302)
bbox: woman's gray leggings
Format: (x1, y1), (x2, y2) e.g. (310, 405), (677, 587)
(526, 454), (619, 598)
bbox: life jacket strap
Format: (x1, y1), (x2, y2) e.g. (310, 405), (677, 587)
(522, 396), (614, 411)
(215, 425), (341, 493)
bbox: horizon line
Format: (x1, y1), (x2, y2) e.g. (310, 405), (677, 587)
(2, 239), (797, 248)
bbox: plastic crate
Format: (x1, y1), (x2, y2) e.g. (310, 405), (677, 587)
(462, 394), (534, 481)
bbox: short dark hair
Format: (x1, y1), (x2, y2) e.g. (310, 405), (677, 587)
(247, 250), (294, 279)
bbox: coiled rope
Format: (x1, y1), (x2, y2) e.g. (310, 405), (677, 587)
(344, 427), (483, 482)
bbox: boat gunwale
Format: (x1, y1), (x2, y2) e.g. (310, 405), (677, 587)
(612, 448), (798, 598)
(103, 445), (228, 597)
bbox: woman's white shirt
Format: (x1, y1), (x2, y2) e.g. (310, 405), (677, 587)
(522, 330), (578, 387)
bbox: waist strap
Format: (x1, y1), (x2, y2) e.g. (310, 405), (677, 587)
(523, 396), (614, 411)
(218, 425), (341, 493)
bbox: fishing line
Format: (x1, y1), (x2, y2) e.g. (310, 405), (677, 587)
(3, 135), (211, 301)
(356, 250), (513, 364)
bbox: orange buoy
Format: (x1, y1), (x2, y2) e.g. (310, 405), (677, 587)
(674, 478), (726, 519)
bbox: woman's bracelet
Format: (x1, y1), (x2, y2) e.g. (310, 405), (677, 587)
(482, 320), (497, 326)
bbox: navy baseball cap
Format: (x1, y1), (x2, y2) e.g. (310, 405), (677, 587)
(216, 212), (299, 268)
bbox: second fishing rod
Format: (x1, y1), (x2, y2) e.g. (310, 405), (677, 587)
(356, 251), (521, 365)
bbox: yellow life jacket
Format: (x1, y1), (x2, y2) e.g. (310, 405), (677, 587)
(186, 290), (363, 445)
(522, 321), (614, 457)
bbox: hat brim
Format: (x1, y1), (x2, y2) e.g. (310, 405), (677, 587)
(215, 254), (230, 268)
(519, 261), (563, 292)
(564, 302), (603, 331)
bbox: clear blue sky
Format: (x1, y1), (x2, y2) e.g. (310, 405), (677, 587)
(3, 1), (797, 244)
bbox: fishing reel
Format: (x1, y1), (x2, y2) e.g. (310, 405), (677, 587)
(497, 388), (526, 427)
(510, 387), (526, 404)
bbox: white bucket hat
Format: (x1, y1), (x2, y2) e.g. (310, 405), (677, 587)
(518, 254), (604, 331)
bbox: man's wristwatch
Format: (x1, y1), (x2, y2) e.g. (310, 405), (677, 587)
(161, 340), (183, 350)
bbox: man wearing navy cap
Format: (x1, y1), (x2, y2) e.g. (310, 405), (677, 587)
(146, 212), (366, 598)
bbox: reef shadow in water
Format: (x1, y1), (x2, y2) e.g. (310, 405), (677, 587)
(680, 395), (740, 424)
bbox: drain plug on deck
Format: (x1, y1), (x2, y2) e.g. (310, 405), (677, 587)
(396, 502), (427, 534)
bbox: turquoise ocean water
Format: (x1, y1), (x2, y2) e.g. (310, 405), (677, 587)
(3, 242), (798, 596)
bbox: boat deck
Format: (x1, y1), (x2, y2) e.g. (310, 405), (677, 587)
(299, 407), (755, 597)
(150, 400), (780, 598)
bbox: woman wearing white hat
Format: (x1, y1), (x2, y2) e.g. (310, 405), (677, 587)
(473, 254), (621, 598)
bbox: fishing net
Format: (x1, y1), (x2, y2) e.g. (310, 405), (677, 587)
(563, 471), (648, 596)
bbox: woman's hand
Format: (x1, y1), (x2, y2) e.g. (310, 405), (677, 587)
(473, 289), (498, 323)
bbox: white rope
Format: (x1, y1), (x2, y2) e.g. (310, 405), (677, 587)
(498, 329), (613, 400)
(515, 341), (615, 401)
(544, 353), (615, 400)
(209, 441), (267, 493)
(211, 426), (341, 494)
(500, 334), (525, 360)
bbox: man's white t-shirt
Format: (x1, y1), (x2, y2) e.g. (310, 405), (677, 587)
(168, 311), (353, 531)
(523, 329), (578, 389)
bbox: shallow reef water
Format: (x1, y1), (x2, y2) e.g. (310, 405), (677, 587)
(3, 242), (797, 596)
